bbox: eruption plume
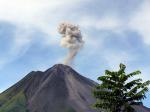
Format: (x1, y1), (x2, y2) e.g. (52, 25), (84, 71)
(58, 22), (84, 65)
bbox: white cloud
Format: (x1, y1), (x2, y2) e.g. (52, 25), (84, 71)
(0, 0), (125, 50)
(0, 28), (33, 69)
(0, 0), (87, 68)
(129, 0), (150, 45)
(79, 16), (123, 31)
(0, 0), (149, 74)
(140, 67), (150, 80)
(0, 0), (82, 25)
(104, 51), (136, 70)
(0, 0), (87, 42)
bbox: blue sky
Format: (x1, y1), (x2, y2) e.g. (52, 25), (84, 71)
(0, 0), (150, 107)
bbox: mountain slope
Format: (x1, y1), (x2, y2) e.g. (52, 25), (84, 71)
(0, 64), (97, 112)
(27, 64), (97, 112)
(133, 105), (150, 112)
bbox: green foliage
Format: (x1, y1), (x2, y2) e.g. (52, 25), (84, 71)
(0, 89), (13, 106)
(93, 63), (150, 112)
(0, 91), (28, 112)
(0, 87), (23, 106)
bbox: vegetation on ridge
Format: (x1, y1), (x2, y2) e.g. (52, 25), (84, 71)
(0, 91), (28, 112)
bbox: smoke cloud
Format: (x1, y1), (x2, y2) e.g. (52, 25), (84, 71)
(58, 22), (84, 65)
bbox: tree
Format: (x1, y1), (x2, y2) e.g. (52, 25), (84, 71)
(93, 63), (150, 112)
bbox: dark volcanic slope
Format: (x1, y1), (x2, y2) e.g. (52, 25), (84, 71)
(26, 64), (97, 112)
(0, 64), (98, 112)
(133, 105), (150, 112)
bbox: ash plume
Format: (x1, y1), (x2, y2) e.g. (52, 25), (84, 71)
(58, 22), (84, 65)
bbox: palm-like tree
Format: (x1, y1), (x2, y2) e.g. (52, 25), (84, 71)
(93, 63), (150, 112)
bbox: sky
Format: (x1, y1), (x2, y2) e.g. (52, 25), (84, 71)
(0, 0), (150, 107)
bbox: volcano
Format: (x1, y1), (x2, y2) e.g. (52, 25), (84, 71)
(0, 64), (98, 112)
(0, 64), (149, 112)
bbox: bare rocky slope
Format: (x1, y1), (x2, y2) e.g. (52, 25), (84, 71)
(26, 64), (98, 112)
